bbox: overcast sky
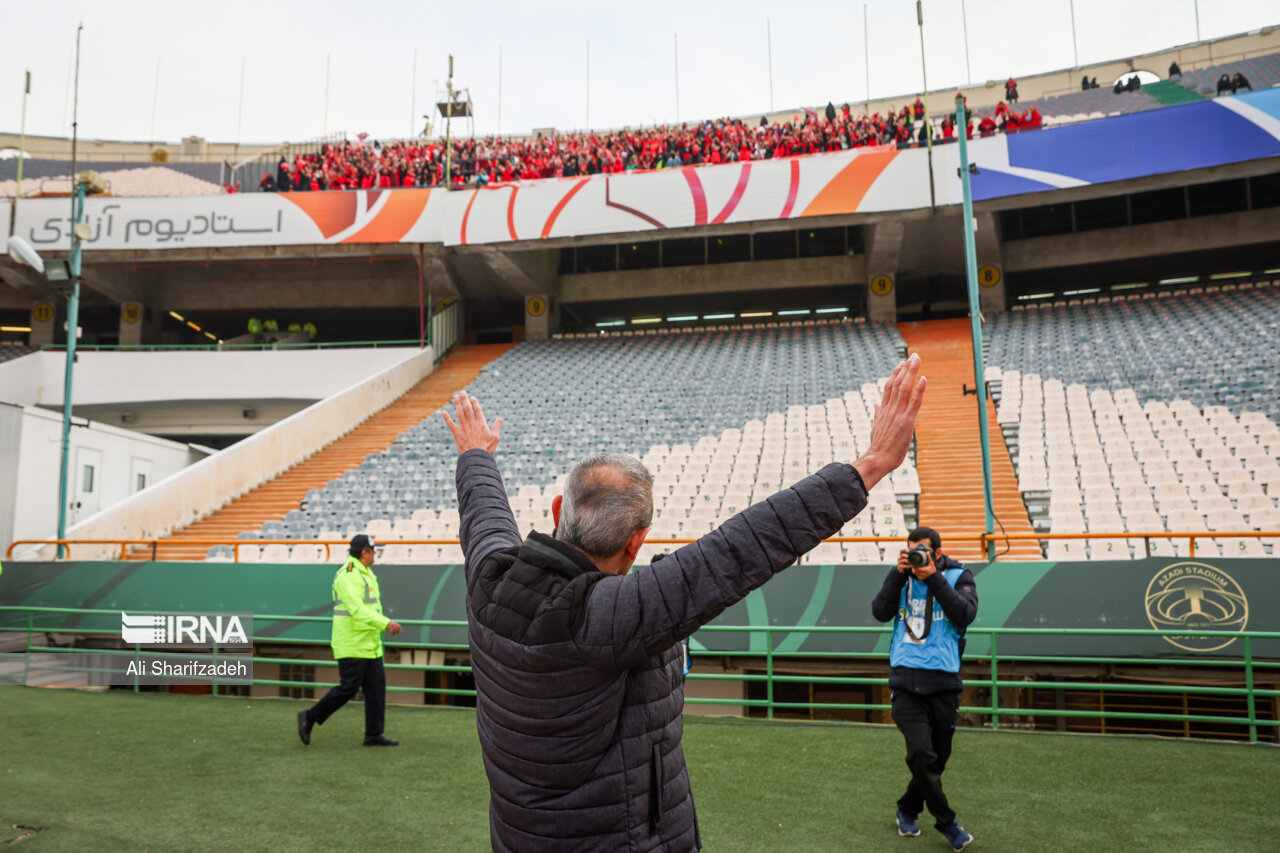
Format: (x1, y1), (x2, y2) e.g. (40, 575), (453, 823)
(0, 1), (1275, 146)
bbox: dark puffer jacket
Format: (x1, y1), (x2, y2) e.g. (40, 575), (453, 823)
(456, 449), (869, 852)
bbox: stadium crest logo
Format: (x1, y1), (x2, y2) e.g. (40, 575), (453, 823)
(1144, 563), (1248, 652)
(121, 612), (251, 647)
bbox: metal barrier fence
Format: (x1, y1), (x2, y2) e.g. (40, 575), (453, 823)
(9, 531), (1280, 561)
(3, 605), (1276, 744)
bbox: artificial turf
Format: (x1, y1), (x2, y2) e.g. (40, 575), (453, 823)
(2, 686), (1277, 851)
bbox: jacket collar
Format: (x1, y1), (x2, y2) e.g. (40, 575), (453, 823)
(936, 554), (964, 572)
(519, 530), (601, 579)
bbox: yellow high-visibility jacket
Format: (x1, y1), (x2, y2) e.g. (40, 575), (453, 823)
(330, 557), (390, 659)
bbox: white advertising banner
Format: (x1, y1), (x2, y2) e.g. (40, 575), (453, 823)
(11, 189), (440, 252)
(8, 148), (938, 252)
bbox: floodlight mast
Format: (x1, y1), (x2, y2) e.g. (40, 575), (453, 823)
(956, 94), (996, 561)
(56, 22), (86, 559)
(445, 55), (453, 189)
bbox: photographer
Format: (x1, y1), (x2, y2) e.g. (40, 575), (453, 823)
(871, 527), (978, 851)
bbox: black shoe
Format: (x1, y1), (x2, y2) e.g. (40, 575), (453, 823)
(297, 710), (313, 745)
(363, 735), (399, 747)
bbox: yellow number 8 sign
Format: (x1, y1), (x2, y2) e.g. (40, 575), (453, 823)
(526, 297), (548, 318)
(32, 303), (54, 323)
(978, 265), (1001, 287)
(870, 275), (894, 296)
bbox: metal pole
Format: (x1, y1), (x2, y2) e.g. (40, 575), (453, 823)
(323, 53), (331, 137)
(918, 2), (935, 208)
(236, 56), (246, 147)
(767, 19), (774, 113)
(16, 71), (30, 201)
(150, 55), (161, 142)
(417, 244), (425, 350)
(960, 0), (972, 86)
(956, 94), (996, 561)
(863, 4), (870, 113)
(445, 55), (453, 188)
(673, 34), (680, 123)
(1069, 0), (1079, 68)
(57, 23), (85, 559)
(1194, 0), (1200, 42)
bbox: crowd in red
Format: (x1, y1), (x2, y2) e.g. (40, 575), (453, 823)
(259, 90), (1042, 192)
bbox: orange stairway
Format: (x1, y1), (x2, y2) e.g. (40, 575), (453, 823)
(140, 344), (513, 560)
(897, 319), (1042, 562)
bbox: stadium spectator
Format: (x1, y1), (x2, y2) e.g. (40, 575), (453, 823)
(259, 172), (275, 192)
(872, 527), (978, 852)
(264, 88), (1060, 194)
(1004, 77), (1019, 104)
(1168, 60), (1182, 80)
(1082, 75), (1091, 91)
(446, 355), (927, 851)
(1232, 71), (1252, 93)
(1217, 73), (1233, 95)
(297, 534), (403, 748)
(276, 159), (293, 192)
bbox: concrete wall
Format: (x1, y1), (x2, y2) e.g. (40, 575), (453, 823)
(19, 346), (435, 560)
(0, 347), (422, 408)
(1002, 207), (1280, 273)
(560, 255), (866, 304)
(0, 404), (206, 556)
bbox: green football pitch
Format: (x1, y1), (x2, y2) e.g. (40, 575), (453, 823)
(2, 687), (1277, 852)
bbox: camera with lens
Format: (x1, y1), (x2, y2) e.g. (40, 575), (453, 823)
(906, 544), (933, 568)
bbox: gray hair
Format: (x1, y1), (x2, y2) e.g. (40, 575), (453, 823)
(558, 454), (654, 559)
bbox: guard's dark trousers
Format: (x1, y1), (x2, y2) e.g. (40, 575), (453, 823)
(306, 657), (386, 736)
(892, 688), (959, 829)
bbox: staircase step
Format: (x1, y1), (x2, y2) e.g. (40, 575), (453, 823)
(136, 344), (512, 561)
(898, 318), (1042, 562)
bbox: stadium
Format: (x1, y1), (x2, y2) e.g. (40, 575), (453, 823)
(1, 5), (1279, 851)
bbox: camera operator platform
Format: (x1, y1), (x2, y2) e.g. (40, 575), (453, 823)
(871, 526), (979, 851)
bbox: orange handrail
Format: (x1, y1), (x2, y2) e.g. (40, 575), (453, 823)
(8, 531), (1278, 562)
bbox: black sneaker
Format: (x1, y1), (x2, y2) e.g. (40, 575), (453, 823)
(363, 735), (399, 746)
(297, 710), (313, 746)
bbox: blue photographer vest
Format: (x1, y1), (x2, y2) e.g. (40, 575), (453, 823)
(890, 567), (966, 673)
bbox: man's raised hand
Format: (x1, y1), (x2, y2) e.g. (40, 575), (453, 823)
(853, 353), (927, 490)
(443, 390), (503, 455)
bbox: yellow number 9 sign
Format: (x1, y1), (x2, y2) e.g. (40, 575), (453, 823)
(526, 297), (548, 318)
(870, 275), (894, 297)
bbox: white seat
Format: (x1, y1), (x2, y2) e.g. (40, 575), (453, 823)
(1088, 538), (1130, 560)
(1146, 537), (1185, 558)
(259, 543), (291, 561)
(1047, 539), (1087, 561)
(365, 519), (393, 538)
(1214, 537), (1267, 558)
(288, 544), (328, 563)
(382, 544), (414, 564)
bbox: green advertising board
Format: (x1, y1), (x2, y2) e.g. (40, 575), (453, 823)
(0, 557), (1273, 659)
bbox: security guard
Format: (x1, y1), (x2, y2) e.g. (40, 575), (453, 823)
(297, 534), (402, 746)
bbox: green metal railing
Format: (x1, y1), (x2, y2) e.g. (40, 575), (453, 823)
(2, 605), (1276, 743)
